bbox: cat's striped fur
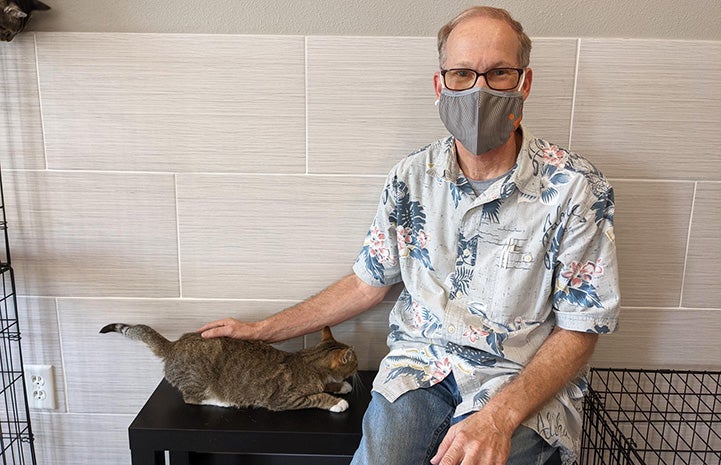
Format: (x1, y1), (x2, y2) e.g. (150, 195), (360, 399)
(100, 324), (358, 412)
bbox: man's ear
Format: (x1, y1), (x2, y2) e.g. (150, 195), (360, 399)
(521, 67), (533, 101)
(433, 72), (443, 100)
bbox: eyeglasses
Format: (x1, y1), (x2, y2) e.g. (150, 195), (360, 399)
(440, 67), (524, 91)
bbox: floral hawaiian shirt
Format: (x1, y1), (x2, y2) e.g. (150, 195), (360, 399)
(352, 128), (620, 464)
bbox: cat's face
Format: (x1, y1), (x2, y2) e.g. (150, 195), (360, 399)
(329, 344), (358, 378)
(1, 0), (50, 42)
(317, 326), (358, 378)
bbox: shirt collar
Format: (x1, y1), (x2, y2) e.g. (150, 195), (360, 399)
(425, 136), (459, 183)
(427, 127), (543, 200)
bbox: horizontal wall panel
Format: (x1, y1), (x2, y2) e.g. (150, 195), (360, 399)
(0, 34), (45, 170)
(572, 39), (721, 180)
(35, 33), (306, 173)
(59, 298), (302, 414)
(682, 182), (721, 308)
(307, 37), (577, 176)
(4, 171), (179, 297)
(17, 297), (67, 412)
(612, 180), (694, 307)
(592, 307), (721, 369)
(177, 174), (381, 299)
(518, 38), (578, 147)
(32, 412), (133, 465)
(307, 36), (444, 175)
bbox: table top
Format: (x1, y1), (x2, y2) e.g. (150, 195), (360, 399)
(128, 370), (376, 455)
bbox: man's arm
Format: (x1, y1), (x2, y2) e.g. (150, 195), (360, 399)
(431, 327), (598, 465)
(198, 273), (391, 343)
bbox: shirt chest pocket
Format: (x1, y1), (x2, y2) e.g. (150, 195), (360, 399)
(498, 237), (536, 269)
(470, 235), (547, 324)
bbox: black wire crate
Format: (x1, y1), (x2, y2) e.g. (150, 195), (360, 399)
(579, 368), (721, 465)
(0, 266), (34, 464)
(0, 169), (37, 465)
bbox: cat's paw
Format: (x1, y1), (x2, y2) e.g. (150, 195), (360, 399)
(199, 398), (232, 408)
(329, 399), (349, 413)
(337, 381), (353, 394)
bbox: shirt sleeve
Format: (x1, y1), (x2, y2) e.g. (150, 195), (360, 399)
(352, 170), (404, 287)
(552, 187), (620, 334)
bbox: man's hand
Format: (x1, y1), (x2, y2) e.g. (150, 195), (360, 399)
(430, 409), (513, 465)
(197, 318), (259, 339)
(430, 328), (598, 465)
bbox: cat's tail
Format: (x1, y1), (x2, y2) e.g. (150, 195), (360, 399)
(99, 323), (172, 359)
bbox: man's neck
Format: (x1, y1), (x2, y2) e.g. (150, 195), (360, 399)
(456, 129), (522, 181)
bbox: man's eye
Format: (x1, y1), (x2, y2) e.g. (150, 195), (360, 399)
(489, 69), (511, 77)
(452, 70), (471, 78)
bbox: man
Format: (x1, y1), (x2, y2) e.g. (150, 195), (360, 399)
(199, 6), (619, 465)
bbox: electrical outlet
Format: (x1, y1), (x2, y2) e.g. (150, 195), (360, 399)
(24, 364), (57, 410)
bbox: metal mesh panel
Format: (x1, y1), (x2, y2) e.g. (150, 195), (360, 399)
(0, 169), (37, 465)
(580, 368), (721, 465)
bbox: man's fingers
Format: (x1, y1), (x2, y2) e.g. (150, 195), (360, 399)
(198, 320), (233, 338)
(197, 319), (226, 333)
(200, 327), (225, 339)
(435, 443), (464, 465)
(430, 429), (455, 465)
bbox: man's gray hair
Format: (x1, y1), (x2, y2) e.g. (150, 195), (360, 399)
(437, 6), (532, 68)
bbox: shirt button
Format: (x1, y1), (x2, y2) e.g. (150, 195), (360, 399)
(448, 325), (456, 334)
(523, 254), (533, 262)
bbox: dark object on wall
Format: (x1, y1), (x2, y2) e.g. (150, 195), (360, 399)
(0, 169), (37, 464)
(580, 368), (721, 464)
(0, 0), (50, 42)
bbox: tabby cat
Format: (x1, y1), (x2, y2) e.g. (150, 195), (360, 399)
(1, 0), (50, 42)
(100, 323), (358, 412)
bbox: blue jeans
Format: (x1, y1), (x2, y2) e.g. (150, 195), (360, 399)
(350, 373), (558, 465)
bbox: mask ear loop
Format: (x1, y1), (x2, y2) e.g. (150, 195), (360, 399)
(516, 70), (526, 92)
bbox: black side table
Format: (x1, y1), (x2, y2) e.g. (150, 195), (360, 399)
(128, 370), (376, 465)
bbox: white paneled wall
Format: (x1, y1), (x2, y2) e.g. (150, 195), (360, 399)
(572, 40), (721, 181)
(6, 170), (179, 297)
(176, 174), (380, 299)
(1, 32), (720, 465)
(35, 34), (307, 174)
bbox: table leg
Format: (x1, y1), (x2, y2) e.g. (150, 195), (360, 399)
(130, 448), (166, 465)
(169, 451), (190, 465)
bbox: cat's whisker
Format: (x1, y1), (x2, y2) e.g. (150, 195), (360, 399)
(347, 372), (365, 399)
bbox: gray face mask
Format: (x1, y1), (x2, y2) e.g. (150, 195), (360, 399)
(438, 85), (524, 155)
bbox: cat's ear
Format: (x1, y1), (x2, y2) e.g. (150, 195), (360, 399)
(321, 326), (335, 342)
(331, 348), (355, 368)
(3, 4), (28, 19)
(341, 348), (354, 364)
(33, 1), (51, 11)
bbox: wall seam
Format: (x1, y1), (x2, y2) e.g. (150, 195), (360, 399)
(304, 36), (310, 175)
(678, 181), (698, 308)
(567, 38), (581, 150)
(32, 33), (49, 170)
(174, 174), (183, 298)
(55, 298), (70, 412)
